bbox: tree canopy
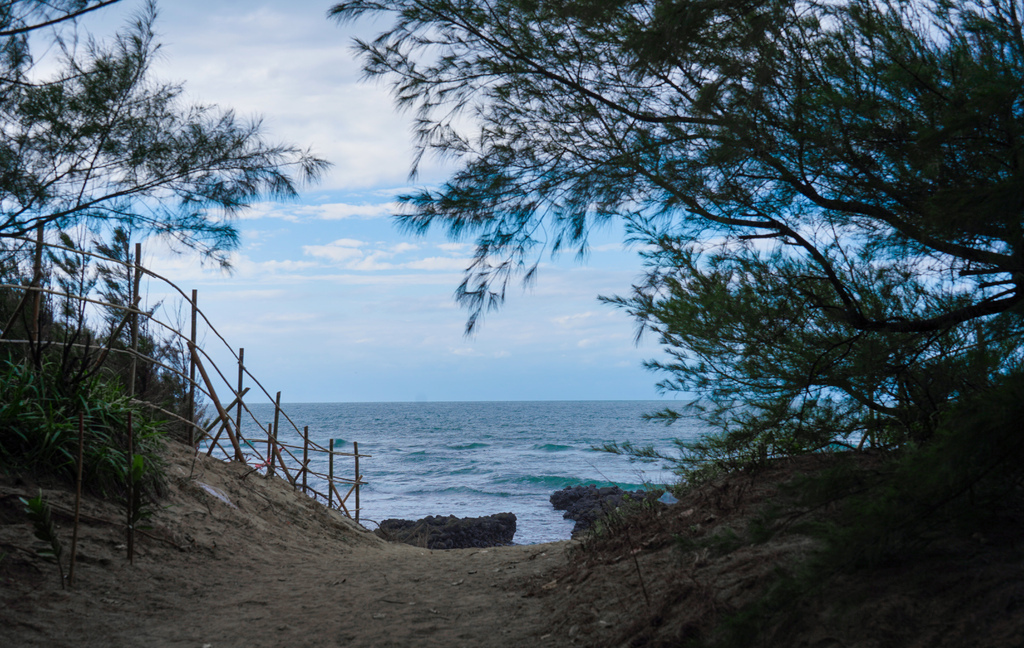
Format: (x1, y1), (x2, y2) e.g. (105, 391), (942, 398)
(0, 1), (330, 457)
(332, 0), (1024, 454)
(1, 0), (328, 265)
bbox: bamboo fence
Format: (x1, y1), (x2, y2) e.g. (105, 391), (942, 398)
(0, 232), (369, 522)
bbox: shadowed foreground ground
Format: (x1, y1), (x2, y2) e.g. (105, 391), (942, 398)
(2, 442), (1022, 647)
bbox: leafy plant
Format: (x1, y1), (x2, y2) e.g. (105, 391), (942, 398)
(20, 491), (65, 589)
(0, 360), (166, 496)
(125, 453), (156, 564)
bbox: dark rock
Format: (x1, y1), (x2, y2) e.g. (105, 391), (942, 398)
(375, 512), (517, 549)
(550, 484), (663, 537)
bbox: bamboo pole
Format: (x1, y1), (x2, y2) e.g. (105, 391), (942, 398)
(331, 481), (352, 517)
(271, 442), (295, 487)
(328, 439), (334, 508)
(266, 423), (275, 477)
(354, 441), (360, 524)
(189, 343), (245, 462)
(128, 243), (141, 398)
(272, 390), (282, 466)
(235, 348), (244, 447)
(302, 426), (309, 494)
(202, 387), (250, 453)
(127, 412), (134, 564)
(27, 224), (44, 346)
(267, 391), (281, 475)
(68, 413), (84, 586)
(188, 289), (197, 447)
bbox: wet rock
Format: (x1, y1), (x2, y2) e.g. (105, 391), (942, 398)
(375, 512), (517, 549)
(550, 484), (662, 537)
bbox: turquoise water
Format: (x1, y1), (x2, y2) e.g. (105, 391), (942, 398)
(234, 401), (707, 544)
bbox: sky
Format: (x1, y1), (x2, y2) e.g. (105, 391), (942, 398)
(68, 0), (677, 403)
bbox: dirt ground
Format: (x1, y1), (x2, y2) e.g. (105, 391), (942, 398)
(2, 442), (1023, 648)
(0, 442), (573, 648)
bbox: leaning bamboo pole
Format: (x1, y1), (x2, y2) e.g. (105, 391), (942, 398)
(331, 481), (352, 517)
(271, 442), (296, 487)
(189, 343), (245, 462)
(202, 388), (250, 452)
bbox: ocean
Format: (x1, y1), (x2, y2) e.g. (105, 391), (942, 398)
(233, 400), (708, 545)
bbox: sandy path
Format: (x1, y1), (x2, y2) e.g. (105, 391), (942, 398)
(0, 443), (575, 648)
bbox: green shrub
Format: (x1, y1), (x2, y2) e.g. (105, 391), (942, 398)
(0, 360), (165, 495)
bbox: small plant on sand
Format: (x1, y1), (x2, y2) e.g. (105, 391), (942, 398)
(125, 453), (156, 563)
(21, 491), (65, 589)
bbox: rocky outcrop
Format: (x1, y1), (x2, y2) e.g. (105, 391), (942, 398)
(375, 512), (517, 549)
(550, 484), (662, 537)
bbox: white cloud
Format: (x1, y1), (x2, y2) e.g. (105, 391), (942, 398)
(437, 242), (471, 253)
(590, 243), (627, 253)
(303, 245), (365, 264)
(312, 202), (402, 220)
(404, 257), (471, 271)
(237, 201), (402, 222)
(552, 311), (603, 327)
(140, 1), (442, 191)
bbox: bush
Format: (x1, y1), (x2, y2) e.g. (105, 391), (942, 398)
(0, 359), (165, 495)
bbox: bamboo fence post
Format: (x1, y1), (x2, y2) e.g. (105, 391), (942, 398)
(128, 242), (141, 398)
(272, 442), (295, 487)
(127, 412), (134, 564)
(235, 348), (244, 447)
(266, 423), (275, 477)
(189, 343), (244, 462)
(202, 388), (249, 455)
(328, 439), (334, 508)
(29, 224), (43, 344)
(68, 412), (84, 587)
(188, 289), (197, 447)
(302, 426), (309, 494)
(268, 390), (281, 475)
(354, 441), (360, 524)
(332, 482), (352, 517)
(272, 391), (282, 460)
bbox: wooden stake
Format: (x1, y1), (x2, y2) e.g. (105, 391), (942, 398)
(328, 439), (334, 508)
(127, 411), (134, 564)
(235, 348), (245, 448)
(68, 412), (84, 586)
(354, 441), (360, 525)
(272, 442), (295, 487)
(331, 481), (351, 518)
(302, 426), (309, 494)
(202, 387), (251, 456)
(128, 243), (141, 398)
(272, 391), (282, 462)
(266, 423), (275, 477)
(29, 223), (43, 344)
(189, 343), (244, 462)
(188, 289), (197, 447)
